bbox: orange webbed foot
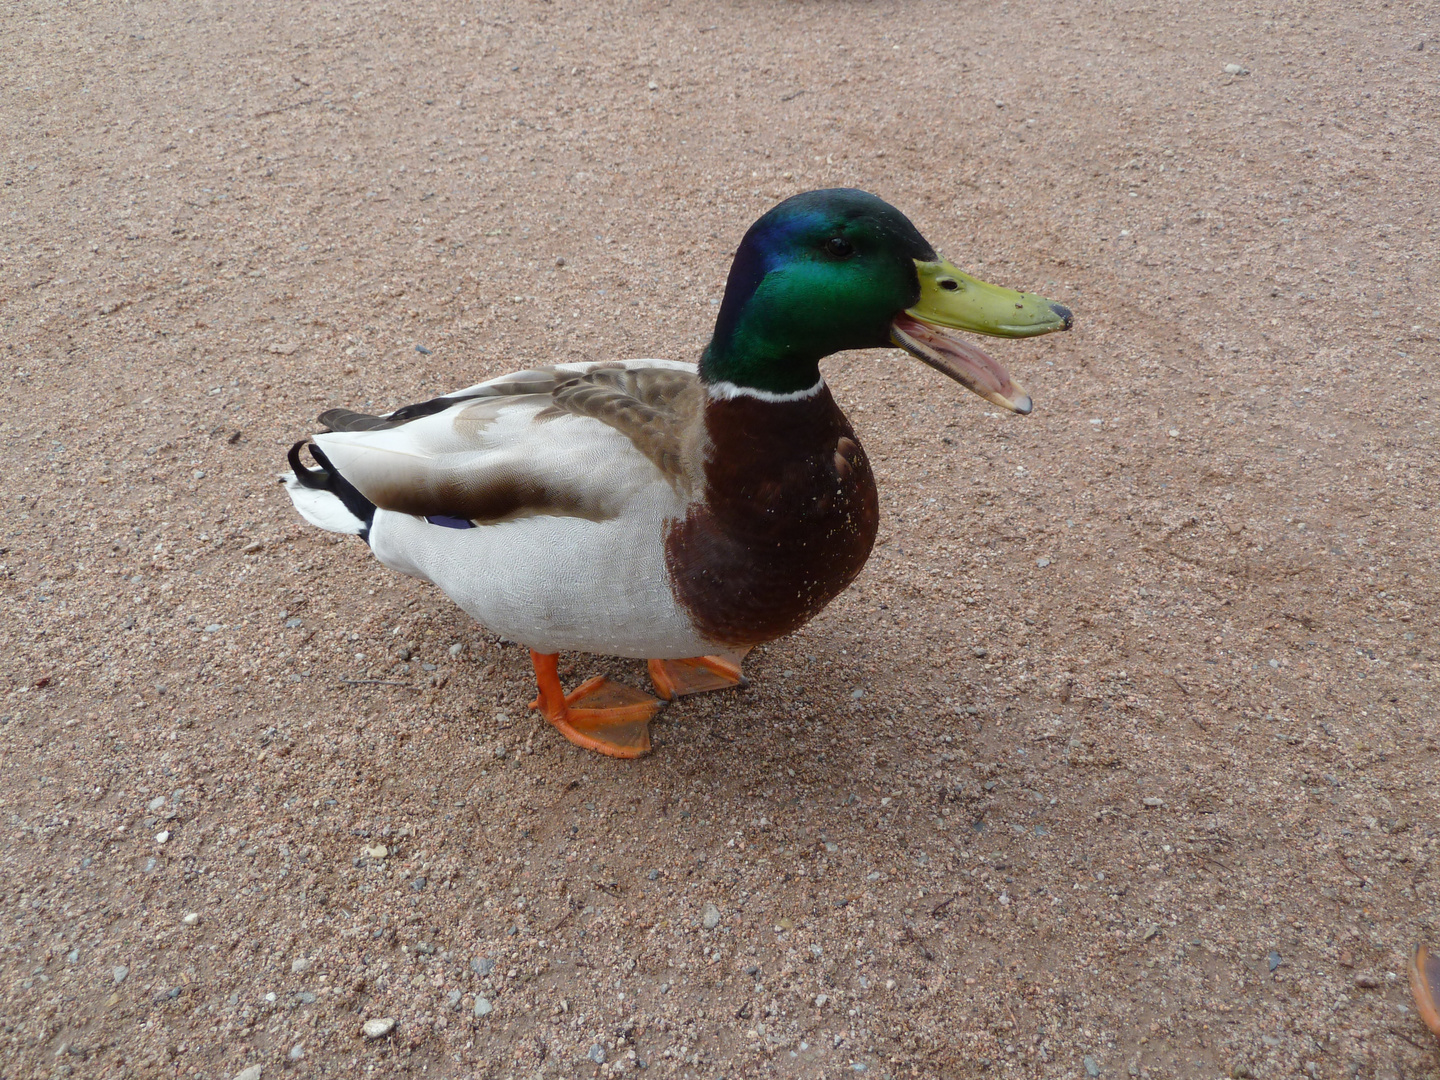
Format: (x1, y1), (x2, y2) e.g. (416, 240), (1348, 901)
(1410, 942), (1440, 1038)
(528, 651), (661, 759)
(647, 650), (750, 701)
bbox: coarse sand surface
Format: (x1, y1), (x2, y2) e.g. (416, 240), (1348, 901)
(3, 1), (1439, 1077)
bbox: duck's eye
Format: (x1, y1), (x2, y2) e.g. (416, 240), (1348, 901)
(938, 278), (960, 291)
(825, 236), (855, 258)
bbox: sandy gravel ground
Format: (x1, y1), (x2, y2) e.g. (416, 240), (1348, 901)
(3, 1), (1439, 1077)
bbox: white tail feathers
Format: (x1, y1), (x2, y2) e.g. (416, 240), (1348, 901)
(281, 473), (368, 536)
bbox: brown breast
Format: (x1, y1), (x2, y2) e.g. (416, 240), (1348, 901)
(663, 386), (879, 647)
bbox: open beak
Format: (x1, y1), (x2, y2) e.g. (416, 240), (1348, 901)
(890, 259), (1073, 415)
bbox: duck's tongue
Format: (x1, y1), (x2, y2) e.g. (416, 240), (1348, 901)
(890, 311), (1033, 415)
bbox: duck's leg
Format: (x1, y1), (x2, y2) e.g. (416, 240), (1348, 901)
(647, 650), (750, 701)
(527, 651), (661, 759)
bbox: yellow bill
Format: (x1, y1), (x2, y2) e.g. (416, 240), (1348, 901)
(891, 258), (1073, 414)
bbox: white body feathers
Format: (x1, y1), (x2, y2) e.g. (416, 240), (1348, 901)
(282, 360), (716, 658)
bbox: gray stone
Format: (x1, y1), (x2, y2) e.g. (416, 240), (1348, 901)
(1084, 1055), (1100, 1077)
(702, 902), (722, 930)
(472, 956), (495, 976)
(112, 965), (129, 985)
(362, 1017), (395, 1039)
(588, 1044), (606, 1064)
(473, 996), (493, 1017)
(234, 1067), (262, 1080)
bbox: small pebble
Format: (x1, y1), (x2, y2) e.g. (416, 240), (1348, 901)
(362, 1017), (395, 1039)
(291, 958), (311, 975)
(1142, 797), (1164, 808)
(589, 1044), (607, 1063)
(66, 949), (79, 963)
(156, 830), (170, 844)
(205, 623), (222, 634)
(448, 642), (464, 657)
(234, 1067), (262, 1080)
(415, 344), (432, 355)
(113, 966), (129, 985)
(472, 956), (495, 976)
(1223, 62), (1249, 75)
(1143, 923), (1159, 941)
(447, 989), (462, 1009)
(1036, 557), (1051, 568)
(285, 618), (303, 629)
(493, 744), (507, 759)
(1269, 950), (1283, 971)
(972, 646), (988, 658)
(361, 844), (388, 859)
(193, 469), (206, 480)
(182, 912), (200, 927)
(702, 902), (722, 930)
(814, 993), (829, 1007)
(555, 256), (566, 266)
(1084, 1055), (1101, 1077)
(288, 1044), (304, 1061)
(147, 796), (166, 811)
(473, 996), (493, 1017)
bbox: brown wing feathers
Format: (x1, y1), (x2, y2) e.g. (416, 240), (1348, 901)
(549, 367), (700, 483)
(307, 364), (704, 523)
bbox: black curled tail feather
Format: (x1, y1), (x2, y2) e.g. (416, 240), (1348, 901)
(287, 439), (377, 538)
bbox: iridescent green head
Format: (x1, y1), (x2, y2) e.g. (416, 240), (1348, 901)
(699, 189), (1072, 410)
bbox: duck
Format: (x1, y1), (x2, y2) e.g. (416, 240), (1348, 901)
(283, 188), (1072, 759)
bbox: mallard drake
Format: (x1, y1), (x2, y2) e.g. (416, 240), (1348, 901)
(283, 189), (1072, 758)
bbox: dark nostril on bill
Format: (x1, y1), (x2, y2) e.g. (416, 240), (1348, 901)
(1049, 302), (1074, 330)
(939, 278), (960, 291)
